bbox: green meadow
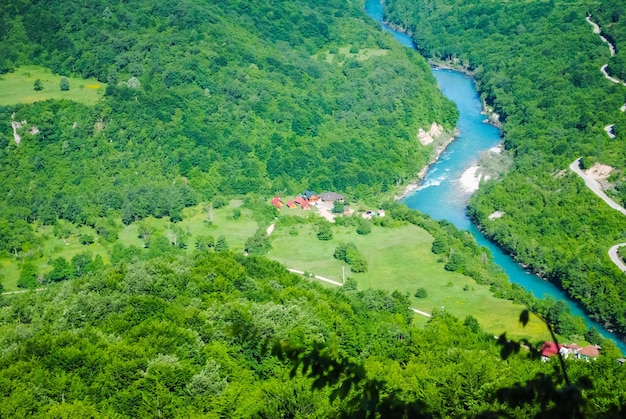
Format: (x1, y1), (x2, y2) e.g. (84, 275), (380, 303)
(267, 219), (553, 341)
(1, 201), (553, 341)
(0, 65), (105, 106)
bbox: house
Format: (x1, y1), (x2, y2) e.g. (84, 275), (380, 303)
(377, 209), (386, 217)
(271, 196), (284, 209)
(577, 345), (601, 361)
(286, 200), (297, 209)
(294, 196), (311, 209)
(302, 190), (319, 201)
(540, 341), (563, 361)
(318, 192), (344, 202)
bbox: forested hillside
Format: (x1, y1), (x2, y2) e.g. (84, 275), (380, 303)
(1, 251), (625, 417)
(0, 0), (457, 259)
(384, 0), (626, 336)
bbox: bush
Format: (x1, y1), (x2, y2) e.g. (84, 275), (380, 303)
(334, 242), (368, 273)
(79, 234), (95, 245)
(414, 287), (428, 298)
(356, 219), (372, 235)
(212, 197), (227, 209)
(317, 222), (333, 241)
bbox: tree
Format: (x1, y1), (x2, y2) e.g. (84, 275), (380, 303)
(18, 261), (39, 288)
(71, 252), (93, 277)
(59, 76), (70, 91)
(215, 236), (229, 252)
(45, 257), (72, 283)
(195, 235), (215, 251)
(584, 327), (603, 345)
(332, 200), (344, 214)
(245, 229), (271, 255)
(316, 222), (333, 241)
(33, 79), (43, 91)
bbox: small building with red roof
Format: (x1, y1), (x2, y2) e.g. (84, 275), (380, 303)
(271, 196), (284, 209)
(540, 341), (563, 361)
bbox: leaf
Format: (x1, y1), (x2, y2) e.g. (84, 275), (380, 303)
(519, 309), (530, 327)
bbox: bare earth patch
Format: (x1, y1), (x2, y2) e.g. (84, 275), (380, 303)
(417, 122), (444, 146)
(586, 162), (613, 190)
(488, 211), (505, 220)
(585, 163), (613, 180)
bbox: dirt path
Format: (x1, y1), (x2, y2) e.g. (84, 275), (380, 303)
(286, 268), (431, 317)
(2, 288), (45, 296)
(410, 307), (432, 317)
(287, 268), (343, 286)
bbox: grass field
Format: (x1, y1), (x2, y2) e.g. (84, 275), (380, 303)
(0, 65), (106, 106)
(316, 46), (389, 65)
(1, 200), (553, 341)
(268, 220), (553, 341)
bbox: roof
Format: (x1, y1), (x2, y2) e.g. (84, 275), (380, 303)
(578, 345), (601, 358)
(540, 341), (562, 357)
(295, 196), (306, 205)
(302, 190), (318, 199)
(319, 192), (344, 201)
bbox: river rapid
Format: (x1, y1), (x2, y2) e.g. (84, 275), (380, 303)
(364, 0), (626, 354)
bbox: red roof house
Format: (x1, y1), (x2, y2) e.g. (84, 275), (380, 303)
(577, 345), (601, 360)
(271, 196), (284, 209)
(540, 341), (563, 358)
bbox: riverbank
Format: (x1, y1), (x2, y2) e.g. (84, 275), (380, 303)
(394, 127), (458, 201)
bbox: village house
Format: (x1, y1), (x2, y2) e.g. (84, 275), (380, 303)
(271, 196), (284, 209)
(540, 341), (602, 362)
(318, 192), (344, 203)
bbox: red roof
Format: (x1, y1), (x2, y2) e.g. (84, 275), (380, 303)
(540, 341), (563, 357)
(578, 345), (600, 358)
(271, 196), (283, 207)
(295, 196), (306, 205)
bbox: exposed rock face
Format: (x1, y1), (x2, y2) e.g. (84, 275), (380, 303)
(417, 122), (444, 145)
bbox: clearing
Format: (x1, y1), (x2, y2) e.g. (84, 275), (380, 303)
(0, 65), (106, 106)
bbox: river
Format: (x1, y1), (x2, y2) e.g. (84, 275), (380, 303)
(364, 0), (626, 354)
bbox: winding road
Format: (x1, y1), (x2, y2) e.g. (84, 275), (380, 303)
(576, 18), (626, 273)
(570, 159), (626, 272)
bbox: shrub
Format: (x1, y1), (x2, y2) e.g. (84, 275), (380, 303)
(316, 222), (333, 241)
(79, 234), (95, 245)
(356, 219), (372, 235)
(59, 76), (70, 91)
(414, 287), (428, 298)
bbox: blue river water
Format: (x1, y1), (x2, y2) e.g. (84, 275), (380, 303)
(365, 0), (626, 353)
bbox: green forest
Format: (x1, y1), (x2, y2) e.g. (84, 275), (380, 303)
(384, 0), (626, 337)
(2, 0), (626, 415)
(2, 251), (626, 417)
